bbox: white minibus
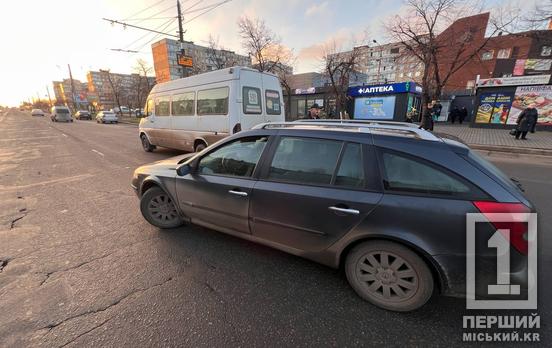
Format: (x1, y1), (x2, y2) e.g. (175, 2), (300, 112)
(139, 66), (285, 152)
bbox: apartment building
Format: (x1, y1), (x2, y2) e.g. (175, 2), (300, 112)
(152, 38), (251, 83)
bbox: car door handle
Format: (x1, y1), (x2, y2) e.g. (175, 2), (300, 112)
(229, 190), (248, 197)
(328, 206), (360, 215)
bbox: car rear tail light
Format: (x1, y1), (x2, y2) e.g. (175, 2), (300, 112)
(472, 201), (530, 255)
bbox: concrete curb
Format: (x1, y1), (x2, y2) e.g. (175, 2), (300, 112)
(468, 144), (552, 156)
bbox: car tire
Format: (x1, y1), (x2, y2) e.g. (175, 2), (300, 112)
(345, 240), (433, 312)
(141, 134), (155, 152)
(194, 142), (207, 153)
(140, 186), (184, 229)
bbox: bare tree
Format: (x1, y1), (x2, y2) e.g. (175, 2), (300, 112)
(386, 0), (518, 124)
(133, 59), (154, 113)
(321, 40), (364, 119)
(238, 16), (285, 72)
(103, 70), (124, 114)
(238, 16), (297, 117)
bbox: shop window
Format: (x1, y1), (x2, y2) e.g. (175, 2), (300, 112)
(541, 46), (552, 57)
(481, 51), (494, 61)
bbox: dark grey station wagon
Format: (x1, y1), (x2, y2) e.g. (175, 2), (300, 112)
(131, 120), (534, 311)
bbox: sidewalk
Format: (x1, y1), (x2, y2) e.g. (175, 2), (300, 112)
(434, 123), (552, 156)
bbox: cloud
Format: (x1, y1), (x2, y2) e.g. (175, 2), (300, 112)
(305, 1), (329, 17)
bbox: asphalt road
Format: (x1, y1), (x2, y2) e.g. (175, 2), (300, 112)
(0, 110), (550, 347)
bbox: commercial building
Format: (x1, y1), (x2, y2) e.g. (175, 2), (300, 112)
(151, 38), (251, 83)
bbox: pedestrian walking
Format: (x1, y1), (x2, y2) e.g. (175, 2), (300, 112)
(307, 103), (321, 119)
(419, 102), (434, 131)
(514, 104), (538, 140)
(459, 106), (468, 124)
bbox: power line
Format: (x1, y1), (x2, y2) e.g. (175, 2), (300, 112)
(122, 0), (168, 21)
(183, 0), (231, 15)
(134, 18), (177, 52)
(183, 0), (232, 25)
(123, 17), (177, 49)
(102, 18), (179, 38)
(123, 16), (176, 21)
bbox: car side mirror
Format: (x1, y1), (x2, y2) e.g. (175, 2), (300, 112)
(176, 163), (192, 176)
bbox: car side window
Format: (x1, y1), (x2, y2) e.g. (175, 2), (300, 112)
(198, 136), (268, 177)
(380, 151), (471, 195)
(267, 137), (342, 185)
(335, 143), (364, 188)
(243, 87), (262, 114)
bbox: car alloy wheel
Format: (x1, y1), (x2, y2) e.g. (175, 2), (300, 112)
(140, 187), (183, 229)
(345, 240), (433, 312)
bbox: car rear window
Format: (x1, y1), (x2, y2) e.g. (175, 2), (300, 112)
(379, 149), (486, 198)
(57, 109), (69, 114)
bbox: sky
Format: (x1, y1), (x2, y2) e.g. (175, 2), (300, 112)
(0, 0), (533, 106)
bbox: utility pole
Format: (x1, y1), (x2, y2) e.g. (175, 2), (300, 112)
(46, 85), (53, 107)
(68, 64), (77, 111)
(177, 0), (186, 78)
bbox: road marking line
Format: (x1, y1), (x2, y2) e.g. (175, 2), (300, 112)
(0, 174), (95, 191)
(62, 133), (68, 137)
(91, 149), (105, 157)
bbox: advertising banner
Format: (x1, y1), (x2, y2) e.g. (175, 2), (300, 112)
(490, 93), (514, 124)
(354, 96), (396, 120)
(513, 59), (526, 76)
(476, 75), (551, 87)
(524, 59), (552, 75)
(475, 93), (497, 123)
(508, 85), (552, 125)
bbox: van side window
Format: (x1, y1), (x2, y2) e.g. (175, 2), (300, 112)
(155, 96), (170, 116)
(243, 87), (262, 114)
(197, 87), (229, 115)
(145, 99), (154, 116)
(265, 90), (281, 115)
(172, 92), (195, 116)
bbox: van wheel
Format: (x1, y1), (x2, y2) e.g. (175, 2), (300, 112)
(141, 134), (155, 152)
(194, 142), (207, 153)
(140, 187), (183, 229)
(345, 240), (433, 312)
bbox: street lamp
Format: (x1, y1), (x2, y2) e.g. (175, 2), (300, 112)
(372, 40), (383, 84)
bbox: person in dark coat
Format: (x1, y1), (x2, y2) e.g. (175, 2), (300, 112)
(449, 106), (459, 124)
(419, 103), (434, 131)
(459, 106), (468, 124)
(515, 104), (538, 140)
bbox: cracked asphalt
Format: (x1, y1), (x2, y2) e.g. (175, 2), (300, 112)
(0, 109), (551, 347)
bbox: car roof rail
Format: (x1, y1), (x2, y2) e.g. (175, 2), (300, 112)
(297, 118), (420, 128)
(253, 121), (441, 141)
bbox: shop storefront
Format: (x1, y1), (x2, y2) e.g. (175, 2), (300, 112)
(472, 74), (552, 130)
(285, 87), (336, 121)
(347, 82), (422, 122)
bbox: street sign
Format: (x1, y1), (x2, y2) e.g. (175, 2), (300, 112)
(177, 54), (193, 67)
